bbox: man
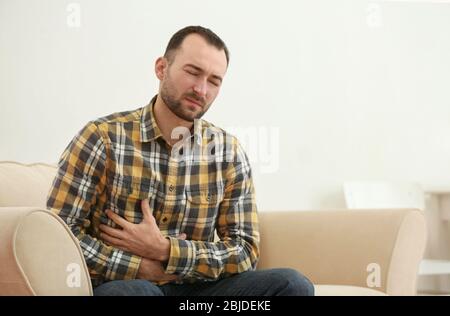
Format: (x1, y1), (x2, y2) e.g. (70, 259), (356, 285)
(47, 26), (314, 296)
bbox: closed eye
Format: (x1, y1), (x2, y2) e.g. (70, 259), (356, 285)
(186, 70), (199, 76)
(209, 80), (220, 87)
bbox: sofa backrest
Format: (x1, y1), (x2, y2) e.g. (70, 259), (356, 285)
(0, 161), (57, 208)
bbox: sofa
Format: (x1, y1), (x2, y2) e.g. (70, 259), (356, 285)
(0, 161), (427, 296)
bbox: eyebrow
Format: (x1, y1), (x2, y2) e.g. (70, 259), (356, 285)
(184, 63), (223, 83)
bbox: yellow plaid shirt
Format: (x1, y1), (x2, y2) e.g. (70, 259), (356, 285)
(46, 96), (260, 286)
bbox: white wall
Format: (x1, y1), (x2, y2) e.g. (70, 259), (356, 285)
(1, 0), (450, 211)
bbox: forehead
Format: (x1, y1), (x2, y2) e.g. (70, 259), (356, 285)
(174, 34), (228, 76)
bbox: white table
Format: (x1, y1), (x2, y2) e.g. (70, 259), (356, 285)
(419, 189), (450, 293)
(419, 259), (450, 276)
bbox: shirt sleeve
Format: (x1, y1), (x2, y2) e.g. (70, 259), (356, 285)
(164, 140), (260, 280)
(46, 122), (142, 282)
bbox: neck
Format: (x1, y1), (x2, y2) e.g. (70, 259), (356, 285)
(153, 95), (193, 146)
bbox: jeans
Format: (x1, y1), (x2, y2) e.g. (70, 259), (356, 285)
(93, 268), (314, 296)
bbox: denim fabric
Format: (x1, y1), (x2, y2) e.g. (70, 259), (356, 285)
(93, 268), (314, 296)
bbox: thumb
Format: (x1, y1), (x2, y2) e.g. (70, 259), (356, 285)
(178, 233), (187, 240)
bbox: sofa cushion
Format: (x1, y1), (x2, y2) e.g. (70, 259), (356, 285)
(315, 285), (387, 296)
(257, 209), (425, 295)
(0, 162), (57, 207)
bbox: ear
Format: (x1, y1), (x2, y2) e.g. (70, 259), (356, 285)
(155, 57), (167, 81)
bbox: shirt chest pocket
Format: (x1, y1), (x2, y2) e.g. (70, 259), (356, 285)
(185, 185), (224, 217)
(187, 189), (221, 204)
(108, 175), (159, 224)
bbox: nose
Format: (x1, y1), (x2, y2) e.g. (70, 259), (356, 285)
(193, 79), (207, 98)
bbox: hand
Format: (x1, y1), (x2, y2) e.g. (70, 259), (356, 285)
(136, 258), (179, 282)
(99, 199), (185, 261)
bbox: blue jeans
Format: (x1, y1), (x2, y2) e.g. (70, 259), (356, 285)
(93, 268), (314, 296)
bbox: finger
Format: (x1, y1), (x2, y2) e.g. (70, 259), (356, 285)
(105, 209), (130, 229)
(99, 224), (126, 239)
(100, 232), (125, 248)
(141, 199), (154, 221)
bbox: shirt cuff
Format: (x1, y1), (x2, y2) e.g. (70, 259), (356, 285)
(104, 248), (142, 281)
(164, 236), (196, 276)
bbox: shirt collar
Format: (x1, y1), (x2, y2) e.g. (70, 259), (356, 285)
(140, 95), (163, 143)
(140, 95), (203, 145)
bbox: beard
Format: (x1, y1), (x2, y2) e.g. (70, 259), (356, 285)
(160, 74), (209, 122)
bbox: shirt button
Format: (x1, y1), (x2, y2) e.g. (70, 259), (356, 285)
(169, 185), (174, 192)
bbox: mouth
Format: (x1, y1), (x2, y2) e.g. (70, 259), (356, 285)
(184, 96), (203, 109)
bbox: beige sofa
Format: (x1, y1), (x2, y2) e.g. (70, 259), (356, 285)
(0, 161), (426, 296)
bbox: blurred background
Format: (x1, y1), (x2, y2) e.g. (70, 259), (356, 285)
(2, 0), (450, 211)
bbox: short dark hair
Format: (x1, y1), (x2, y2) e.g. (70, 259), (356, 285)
(164, 26), (229, 66)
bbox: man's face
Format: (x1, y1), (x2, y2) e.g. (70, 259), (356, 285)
(157, 34), (228, 122)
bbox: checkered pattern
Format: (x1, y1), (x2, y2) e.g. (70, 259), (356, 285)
(46, 96), (260, 285)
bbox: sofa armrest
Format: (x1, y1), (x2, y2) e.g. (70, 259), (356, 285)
(0, 207), (92, 295)
(257, 209), (426, 295)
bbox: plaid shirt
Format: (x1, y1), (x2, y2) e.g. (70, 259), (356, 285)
(46, 96), (259, 286)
